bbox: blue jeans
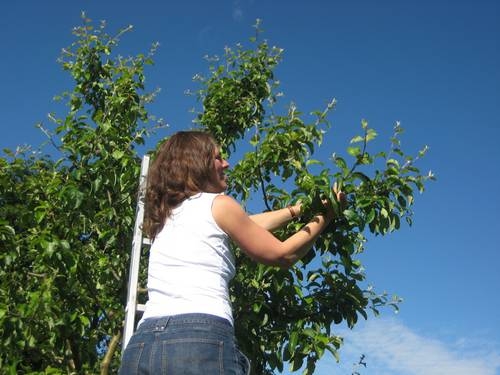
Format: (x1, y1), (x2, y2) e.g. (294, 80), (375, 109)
(119, 313), (250, 375)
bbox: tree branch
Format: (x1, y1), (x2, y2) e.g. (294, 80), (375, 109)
(100, 331), (121, 375)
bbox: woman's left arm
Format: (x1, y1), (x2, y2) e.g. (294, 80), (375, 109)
(249, 203), (302, 231)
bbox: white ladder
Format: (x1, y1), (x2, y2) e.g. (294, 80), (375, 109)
(122, 154), (151, 351)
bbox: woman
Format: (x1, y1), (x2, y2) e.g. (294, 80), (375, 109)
(119, 131), (344, 374)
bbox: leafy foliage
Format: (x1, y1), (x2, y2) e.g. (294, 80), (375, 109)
(0, 16), (434, 375)
(0, 15), (162, 374)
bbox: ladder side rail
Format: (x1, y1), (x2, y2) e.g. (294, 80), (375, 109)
(123, 154), (150, 351)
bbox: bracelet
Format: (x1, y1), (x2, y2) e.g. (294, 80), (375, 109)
(287, 205), (297, 219)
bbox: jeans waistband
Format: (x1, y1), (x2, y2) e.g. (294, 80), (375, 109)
(138, 313), (232, 331)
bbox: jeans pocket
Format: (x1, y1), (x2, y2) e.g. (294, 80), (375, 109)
(163, 338), (224, 374)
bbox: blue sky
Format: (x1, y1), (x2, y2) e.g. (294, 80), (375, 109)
(1, 1), (499, 374)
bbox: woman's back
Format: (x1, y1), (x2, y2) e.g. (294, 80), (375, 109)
(140, 192), (236, 325)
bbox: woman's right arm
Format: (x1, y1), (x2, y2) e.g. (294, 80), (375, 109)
(212, 195), (333, 268)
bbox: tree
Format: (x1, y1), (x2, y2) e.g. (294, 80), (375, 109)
(193, 19), (434, 374)
(0, 15), (162, 374)
(0, 16), (434, 374)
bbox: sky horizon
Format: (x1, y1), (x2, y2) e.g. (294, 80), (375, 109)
(1, 1), (499, 374)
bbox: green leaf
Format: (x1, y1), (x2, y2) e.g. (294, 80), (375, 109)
(366, 209), (376, 223)
(397, 195), (407, 208)
(350, 135), (364, 144)
(35, 206), (47, 224)
(334, 156), (347, 171)
(387, 158), (400, 168)
(347, 146), (361, 157)
(290, 331), (298, 350)
(112, 150), (125, 160)
(366, 128), (377, 141)
(380, 207), (389, 218)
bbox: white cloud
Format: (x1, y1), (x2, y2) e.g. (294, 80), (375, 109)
(319, 318), (500, 375)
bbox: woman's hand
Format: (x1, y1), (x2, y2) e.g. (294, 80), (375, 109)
(322, 182), (347, 219)
(333, 182), (347, 212)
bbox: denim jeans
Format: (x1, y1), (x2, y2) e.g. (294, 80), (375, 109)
(119, 313), (250, 375)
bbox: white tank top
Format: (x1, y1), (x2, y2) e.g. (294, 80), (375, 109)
(139, 192), (235, 325)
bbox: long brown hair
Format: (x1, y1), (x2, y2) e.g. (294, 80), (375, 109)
(143, 131), (218, 239)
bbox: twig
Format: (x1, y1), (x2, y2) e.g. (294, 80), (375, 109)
(100, 331), (121, 375)
(36, 123), (62, 152)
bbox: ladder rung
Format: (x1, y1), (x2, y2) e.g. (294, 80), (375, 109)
(137, 304), (146, 312)
(142, 238), (152, 245)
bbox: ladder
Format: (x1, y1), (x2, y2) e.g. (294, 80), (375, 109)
(122, 154), (151, 351)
